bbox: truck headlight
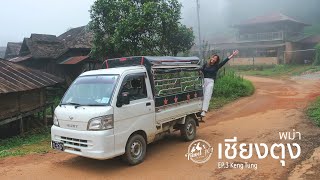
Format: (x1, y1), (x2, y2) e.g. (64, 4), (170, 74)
(87, 115), (113, 130)
(53, 114), (59, 127)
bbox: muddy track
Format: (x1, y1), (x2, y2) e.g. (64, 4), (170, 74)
(0, 76), (320, 180)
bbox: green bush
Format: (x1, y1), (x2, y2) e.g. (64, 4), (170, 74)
(45, 96), (61, 115)
(214, 71), (255, 98)
(307, 97), (320, 126)
(210, 70), (255, 109)
(313, 43), (320, 66)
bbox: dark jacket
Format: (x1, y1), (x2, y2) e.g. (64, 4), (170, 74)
(202, 57), (230, 80)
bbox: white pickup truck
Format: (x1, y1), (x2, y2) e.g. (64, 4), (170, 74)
(51, 56), (204, 165)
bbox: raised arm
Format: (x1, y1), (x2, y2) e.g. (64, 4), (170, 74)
(228, 50), (239, 59)
(218, 50), (239, 69)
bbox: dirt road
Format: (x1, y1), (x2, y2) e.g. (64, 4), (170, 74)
(1, 76), (320, 180)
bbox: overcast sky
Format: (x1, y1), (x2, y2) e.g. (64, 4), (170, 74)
(1, 0), (318, 46)
(0, 0), (95, 46)
(0, 0), (225, 46)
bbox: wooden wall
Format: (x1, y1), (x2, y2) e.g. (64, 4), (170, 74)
(0, 88), (46, 121)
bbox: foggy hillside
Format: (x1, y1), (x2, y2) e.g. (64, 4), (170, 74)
(0, 47), (6, 58)
(180, 0), (320, 41)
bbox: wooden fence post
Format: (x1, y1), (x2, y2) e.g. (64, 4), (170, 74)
(51, 104), (54, 125)
(253, 56), (255, 68)
(43, 107), (47, 126)
(19, 116), (24, 134)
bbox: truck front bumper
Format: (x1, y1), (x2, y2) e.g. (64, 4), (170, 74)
(51, 126), (116, 160)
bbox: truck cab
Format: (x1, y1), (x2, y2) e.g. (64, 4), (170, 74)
(52, 56), (203, 165)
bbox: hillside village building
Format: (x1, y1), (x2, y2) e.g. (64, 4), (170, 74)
(200, 13), (320, 65)
(5, 26), (98, 84)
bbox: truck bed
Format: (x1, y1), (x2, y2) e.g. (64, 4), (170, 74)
(155, 98), (202, 124)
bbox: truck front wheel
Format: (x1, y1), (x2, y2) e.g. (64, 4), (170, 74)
(181, 116), (197, 141)
(122, 134), (146, 165)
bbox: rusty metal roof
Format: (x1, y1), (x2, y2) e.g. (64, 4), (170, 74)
(0, 59), (64, 94)
(60, 56), (89, 65)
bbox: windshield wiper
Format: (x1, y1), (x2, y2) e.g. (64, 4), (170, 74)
(59, 103), (106, 108)
(85, 104), (107, 106)
(59, 102), (82, 108)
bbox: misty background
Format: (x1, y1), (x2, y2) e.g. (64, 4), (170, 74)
(180, 0), (320, 42)
(1, 0), (320, 47)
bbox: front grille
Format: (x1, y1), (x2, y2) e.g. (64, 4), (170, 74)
(65, 147), (81, 152)
(60, 136), (89, 148)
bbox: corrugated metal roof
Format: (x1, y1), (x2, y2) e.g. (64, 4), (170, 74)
(60, 56), (89, 64)
(0, 59), (64, 94)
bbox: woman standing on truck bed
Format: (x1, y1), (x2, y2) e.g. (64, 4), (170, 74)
(201, 50), (239, 118)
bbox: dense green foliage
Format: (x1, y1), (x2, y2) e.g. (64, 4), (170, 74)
(214, 71), (254, 98)
(307, 97), (320, 127)
(313, 43), (320, 66)
(89, 0), (194, 59)
(210, 71), (255, 109)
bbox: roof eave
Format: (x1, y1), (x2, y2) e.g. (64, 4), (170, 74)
(234, 20), (311, 28)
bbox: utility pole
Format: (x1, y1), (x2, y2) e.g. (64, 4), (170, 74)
(196, 0), (202, 63)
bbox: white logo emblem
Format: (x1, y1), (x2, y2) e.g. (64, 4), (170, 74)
(185, 139), (213, 164)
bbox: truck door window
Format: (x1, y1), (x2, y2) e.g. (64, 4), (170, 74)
(121, 75), (147, 101)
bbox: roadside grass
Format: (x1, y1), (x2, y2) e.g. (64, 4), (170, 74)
(0, 127), (51, 158)
(227, 65), (320, 77)
(307, 97), (320, 127)
(210, 71), (255, 109)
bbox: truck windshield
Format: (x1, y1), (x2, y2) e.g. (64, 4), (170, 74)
(61, 75), (119, 106)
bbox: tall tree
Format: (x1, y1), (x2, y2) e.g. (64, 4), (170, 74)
(89, 0), (194, 59)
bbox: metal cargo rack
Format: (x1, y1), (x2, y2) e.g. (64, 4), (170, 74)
(152, 67), (203, 97)
(102, 56), (204, 107)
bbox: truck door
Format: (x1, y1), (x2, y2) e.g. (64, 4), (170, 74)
(113, 72), (156, 153)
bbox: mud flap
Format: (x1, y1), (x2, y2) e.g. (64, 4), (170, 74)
(194, 112), (202, 126)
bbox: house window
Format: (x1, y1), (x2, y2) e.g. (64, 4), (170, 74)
(256, 48), (277, 57)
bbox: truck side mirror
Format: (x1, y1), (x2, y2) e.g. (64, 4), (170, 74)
(122, 94), (130, 105)
(117, 93), (130, 107)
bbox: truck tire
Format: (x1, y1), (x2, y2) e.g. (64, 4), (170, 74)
(181, 116), (197, 141)
(122, 134), (146, 165)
